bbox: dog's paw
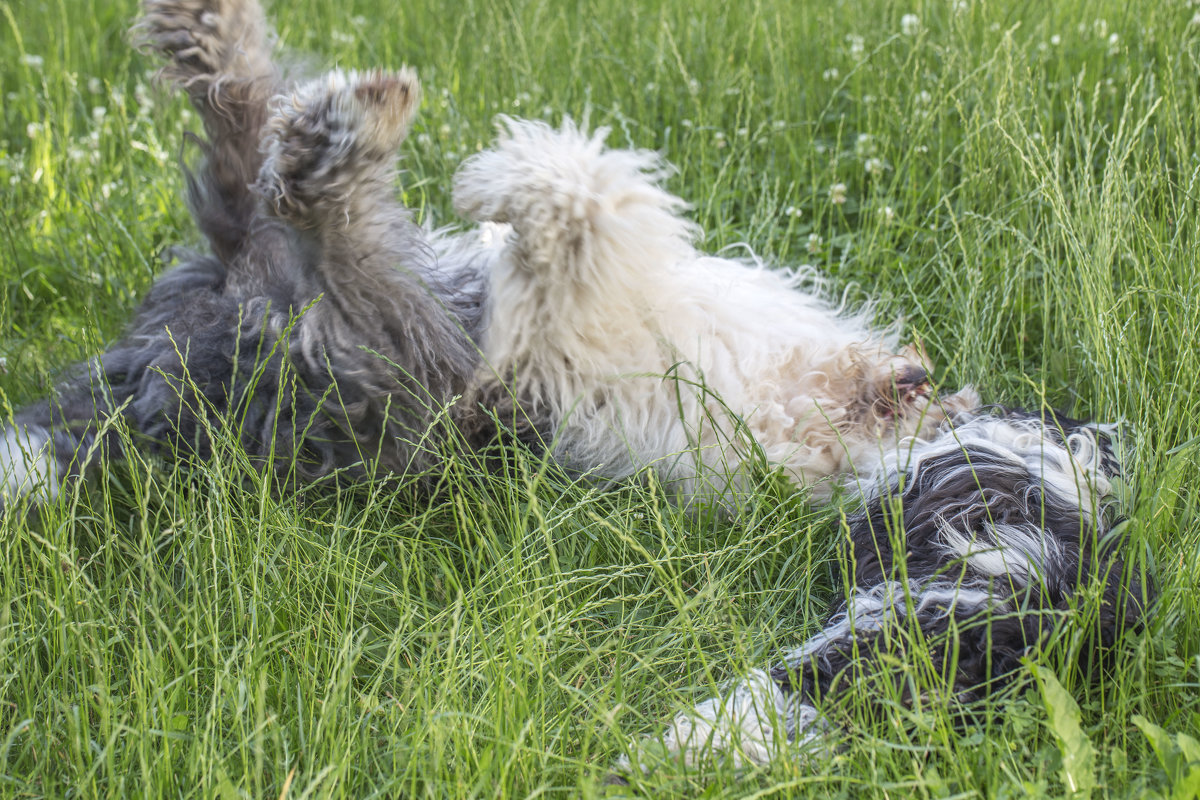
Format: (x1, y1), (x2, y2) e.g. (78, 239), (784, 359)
(134, 0), (272, 86)
(256, 69), (420, 223)
(870, 359), (932, 422)
(0, 425), (60, 508)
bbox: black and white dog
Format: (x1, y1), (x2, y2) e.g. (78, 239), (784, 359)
(2, 2), (1147, 777)
(616, 408), (1148, 772)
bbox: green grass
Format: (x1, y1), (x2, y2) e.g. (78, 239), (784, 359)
(1, 0), (1198, 796)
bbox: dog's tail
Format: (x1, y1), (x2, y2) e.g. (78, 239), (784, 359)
(134, 0), (283, 263)
(453, 119), (697, 288)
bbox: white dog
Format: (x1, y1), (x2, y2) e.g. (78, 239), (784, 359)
(454, 119), (979, 501)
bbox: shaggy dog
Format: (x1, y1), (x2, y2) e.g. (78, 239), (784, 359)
(447, 122), (1145, 774)
(1, 4), (1145, 780)
(611, 409), (1147, 774)
(0, 0), (490, 506)
(3, 1), (977, 509)
(453, 120), (979, 503)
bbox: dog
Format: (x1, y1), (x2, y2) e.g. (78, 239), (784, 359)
(453, 119), (980, 503)
(448, 122), (1145, 776)
(4, 1), (976, 510)
(0, 0), (491, 506)
(611, 408), (1148, 774)
(2, 2), (1146, 783)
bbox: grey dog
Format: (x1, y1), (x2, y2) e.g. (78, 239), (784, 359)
(1, 0), (493, 504)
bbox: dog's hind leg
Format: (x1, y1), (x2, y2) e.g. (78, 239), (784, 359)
(615, 580), (1025, 774)
(253, 70), (479, 474)
(135, 0), (281, 262)
(453, 119), (696, 301)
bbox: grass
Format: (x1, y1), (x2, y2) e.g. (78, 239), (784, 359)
(1, 0), (1198, 796)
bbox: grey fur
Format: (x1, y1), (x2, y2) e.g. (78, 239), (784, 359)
(4, 0), (488, 503)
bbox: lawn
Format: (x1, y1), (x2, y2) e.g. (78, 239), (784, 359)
(1, 0), (1198, 796)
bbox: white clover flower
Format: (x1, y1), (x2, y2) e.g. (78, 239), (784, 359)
(25, 122), (42, 139)
(901, 13), (921, 36)
(784, 206), (802, 218)
(864, 157), (886, 178)
(736, 127), (748, 137)
(688, 78), (701, 94)
(952, 0), (968, 13)
(822, 67), (839, 81)
(880, 205), (895, 224)
(19, 54), (44, 69)
(1107, 32), (1120, 54)
(915, 144), (929, 154)
(1192, 12), (1200, 27)
(1093, 19), (1108, 38)
(846, 34), (865, 56)
(331, 30), (354, 45)
(92, 106), (107, 122)
(855, 133), (875, 157)
(681, 119), (694, 128)
(1050, 34), (1062, 45)
(916, 90), (933, 105)
(807, 233), (823, 253)
(350, 14), (367, 26)
(830, 182), (848, 204)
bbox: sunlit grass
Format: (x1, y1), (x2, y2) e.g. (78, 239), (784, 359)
(1, 0), (1197, 796)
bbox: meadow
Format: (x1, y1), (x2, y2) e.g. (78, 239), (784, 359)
(2, 0), (1199, 796)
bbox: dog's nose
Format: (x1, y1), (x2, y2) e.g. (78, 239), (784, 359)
(895, 365), (928, 390)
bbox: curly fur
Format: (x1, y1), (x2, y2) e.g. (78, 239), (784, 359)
(454, 119), (979, 502)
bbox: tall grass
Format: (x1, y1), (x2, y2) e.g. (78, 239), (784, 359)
(1, 0), (1198, 796)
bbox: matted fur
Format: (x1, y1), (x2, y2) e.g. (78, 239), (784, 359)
(454, 119), (979, 502)
(0, 0), (489, 505)
(615, 409), (1149, 774)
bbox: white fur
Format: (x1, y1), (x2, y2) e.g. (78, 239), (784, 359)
(0, 425), (59, 505)
(617, 668), (826, 771)
(454, 119), (978, 501)
(939, 521), (1063, 584)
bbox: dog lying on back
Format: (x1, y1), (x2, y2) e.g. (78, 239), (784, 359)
(1, 0), (971, 508)
(613, 409), (1147, 774)
(1, 0), (491, 505)
(2, 0), (1146, 782)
